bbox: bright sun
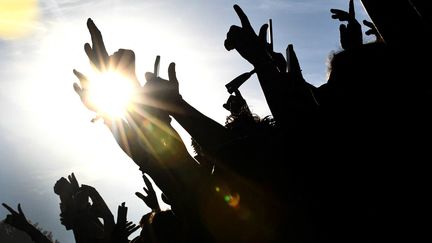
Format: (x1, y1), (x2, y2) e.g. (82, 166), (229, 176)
(87, 71), (135, 118)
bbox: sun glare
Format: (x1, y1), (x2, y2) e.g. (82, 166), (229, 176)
(0, 0), (38, 39)
(87, 71), (135, 118)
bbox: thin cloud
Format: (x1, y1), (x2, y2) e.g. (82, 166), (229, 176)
(254, 0), (342, 13)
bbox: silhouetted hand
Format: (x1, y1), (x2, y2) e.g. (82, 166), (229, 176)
(84, 18), (139, 81)
(2, 203), (53, 243)
(54, 173), (82, 230)
(72, 66), (138, 122)
(84, 18), (109, 70)
(113, 220), (140, 243)
(78, 185), (114, 223)
(74, 19), (141, 121)
(2, 203), (31, 232)
(144, 60), (182, 107)
(224, 4), (270, 66)
(135, 174), (161, 212)
(53, 173), (80, 200)
(111, 202), (140, 243)
(74, 184), (114, 241)
(55, 183), (87, 230)
(54, 177), (74, 198)
(330, 0), (362, 49)
(363, 20), (383, 42)
(72, 69), (98, 113)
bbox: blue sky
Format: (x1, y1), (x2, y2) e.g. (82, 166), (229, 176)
(0, 1), (371, 242)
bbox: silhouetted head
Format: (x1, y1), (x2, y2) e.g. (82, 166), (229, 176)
(138, 210), (181, 243)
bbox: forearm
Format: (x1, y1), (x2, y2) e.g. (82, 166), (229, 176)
(135, 154), (209, 220)
(254, 61), (287, 124)
(255, 61), (317, 128)
(106, 111), (205, 204)
(23, 224), (53, 243)
(171, 98), (232, 153)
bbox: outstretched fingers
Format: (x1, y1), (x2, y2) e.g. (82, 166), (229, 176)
(135, 192), (146, 200)
(330, 9), (351, 21)
(87, 18), (109, 68)
(349, 0), (355, 18)
(154, 55), (161, 77)
(233, 4), (253, 32)
(363, 20), (378, 36)
(84, 43), (95, 65)
(143, 174), (154, 192)
(73, 83), (83, 97)
(363, 20), (374, 29)
(2, 203), (18, 215)
(126, 223), (140, 235)
(17, 204), (25, 216)
(87, 18), (108, 57)
(73, 69), (89, 90)
(68, 173), (79, 192)
(82, 185), (103, 204)
(73, 70), (89, 100)
(168, 62), (178, 84)
(331, 0), (355, 22)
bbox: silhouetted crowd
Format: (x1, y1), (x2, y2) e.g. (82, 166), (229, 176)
(2, 1), (431, 242)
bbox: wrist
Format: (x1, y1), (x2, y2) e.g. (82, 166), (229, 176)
(171, 97), (188, 114)
(253, 54), (274, 70)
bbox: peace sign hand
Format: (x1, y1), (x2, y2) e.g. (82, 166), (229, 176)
(135, 174), (160, 212)
(2, 203), (31, 232)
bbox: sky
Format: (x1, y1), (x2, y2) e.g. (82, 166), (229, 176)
(0, 1), (371, 242)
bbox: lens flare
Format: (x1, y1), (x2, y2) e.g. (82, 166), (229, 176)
(223, 193), (240, 208)
(215, 185), (240, 208)
(88, 71), (134, 118)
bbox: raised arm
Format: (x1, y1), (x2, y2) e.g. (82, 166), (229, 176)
(224, 5), (318, 128)
(54, 174), (105, 243)
(224, 5), (285, 120)
(2, 203), (53, 243)
(143, 62), (233, 156)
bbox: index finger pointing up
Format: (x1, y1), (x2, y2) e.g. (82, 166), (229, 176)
(87, 18), (109, 64)
(233, 5), (253, 32)
(349, 0), (355, 18)
(17, 204), (25, 216)
(2, 203), (18, 215)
